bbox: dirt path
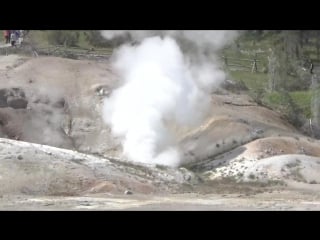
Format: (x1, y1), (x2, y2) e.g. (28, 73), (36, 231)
(0, 43), (11, 48)
(1, 189), (320, 210)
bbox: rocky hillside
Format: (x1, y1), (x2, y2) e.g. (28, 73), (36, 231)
(1, 54), (320, 209)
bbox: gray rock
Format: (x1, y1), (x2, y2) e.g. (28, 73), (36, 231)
(52, 98), (65, 108)
(0, 89), (8, 107)
(124, 190), (133, 195)
(0, 88), (28, 109)
(7, 97), (28, 109)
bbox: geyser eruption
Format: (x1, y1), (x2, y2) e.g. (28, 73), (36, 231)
(102, 31), (238, 167)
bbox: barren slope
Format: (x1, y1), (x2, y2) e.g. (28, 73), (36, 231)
(1, 54), (320, 209)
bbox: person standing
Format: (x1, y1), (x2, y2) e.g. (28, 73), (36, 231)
(18, 30), (24, 45)
(14, 30), (20, 45)
(3, 30), (10, 44)
(10, 30), (17, 47)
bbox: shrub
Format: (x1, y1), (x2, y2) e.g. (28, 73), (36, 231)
(47, 31), (80, 47)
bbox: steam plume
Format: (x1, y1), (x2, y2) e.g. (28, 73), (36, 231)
(102, 31), (238, 167)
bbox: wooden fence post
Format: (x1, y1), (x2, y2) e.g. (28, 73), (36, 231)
(224, 56), (228, 66)
(251, 58), (257, 73)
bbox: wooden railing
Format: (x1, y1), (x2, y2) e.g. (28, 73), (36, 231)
(35, 45), (113, 60)
(1, 44), (271, 73)
(221, 56), (266, 73)
(0, 44), (113, 60)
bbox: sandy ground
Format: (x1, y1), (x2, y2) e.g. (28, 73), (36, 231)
(2, 190), (320, 210)
(1, 137), (320, 210)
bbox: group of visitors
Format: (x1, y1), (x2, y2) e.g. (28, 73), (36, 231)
(3, 30), (25, 47)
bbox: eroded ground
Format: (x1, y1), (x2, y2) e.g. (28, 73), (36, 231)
(1, 54), (320, 210)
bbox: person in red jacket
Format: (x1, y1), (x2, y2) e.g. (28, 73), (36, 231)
(3, 30), (10, 44)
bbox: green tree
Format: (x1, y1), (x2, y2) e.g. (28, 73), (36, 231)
(268, 31), (307, 92)
(47, 31), (80, 47)
(84, 30), (130, 48)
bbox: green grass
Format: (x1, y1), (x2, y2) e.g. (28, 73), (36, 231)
(27, 30), (113, 52)
(263, 91), (312, 118)
(27, 30), (51, 47)
(233, 32), (278, 51)
(222, 32), (319, 123)
(221, 34), (273, 76)
(77, 31), (91, 49)
(227, 70), (268, 90)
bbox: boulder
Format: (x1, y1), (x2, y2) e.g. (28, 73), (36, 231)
(7, 97), (28, 109)
(0, 88), (28, 109)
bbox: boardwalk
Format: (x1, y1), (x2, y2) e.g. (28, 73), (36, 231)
(0, 43), (11, 48)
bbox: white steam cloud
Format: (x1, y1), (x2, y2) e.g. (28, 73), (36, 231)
(102, 31), (238, 167)
(101, 30), (239, 52)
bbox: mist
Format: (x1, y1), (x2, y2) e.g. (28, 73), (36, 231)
(102, 31), (238, 167)
(100, 30), (239, 49)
